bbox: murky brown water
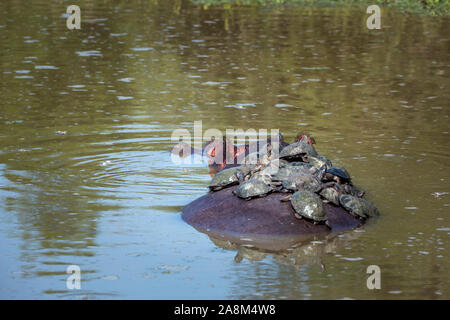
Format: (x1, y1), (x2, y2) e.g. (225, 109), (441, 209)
(0, 0), (449, 299)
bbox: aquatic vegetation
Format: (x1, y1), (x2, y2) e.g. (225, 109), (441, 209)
(191, 0), (450, 16)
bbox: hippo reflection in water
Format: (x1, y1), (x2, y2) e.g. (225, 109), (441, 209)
(208, 230), (363, 269)
(179, 133), (368, 244)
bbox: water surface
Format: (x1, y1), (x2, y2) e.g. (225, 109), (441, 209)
(0, 0), (449, 299)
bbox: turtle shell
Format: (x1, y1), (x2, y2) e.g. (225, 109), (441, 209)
(343, 184), (364, 197)
(271, 164), (311, 182)
(289, 161), (314, 169)
(249, 171), (272, 185)
(320, 187), (340, 206)
(327, 166), (351, 181)
(235, 180), (272, 200)
(308, 156), (332, 170)
(241, 152), (262, 167)
(291, 190), (327, 223)
(279, 142), (318, 160)
(319, 156), (333, 168)
(339, 194), (379, 219)
(282, 172), (322, 193)
(209, 166), (250, 191)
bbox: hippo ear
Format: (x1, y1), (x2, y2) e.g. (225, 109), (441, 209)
(297, 134), (309, 145)
(234, 145), (247, 159)
(205, 139), (222, 156)
(296, 133), (315, 146)
(208, 147), (216, 157)
(223, 138), (236, 162)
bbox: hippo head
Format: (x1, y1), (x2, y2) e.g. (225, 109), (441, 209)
(203, 137), (236, 169)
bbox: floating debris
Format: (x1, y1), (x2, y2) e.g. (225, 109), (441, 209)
(431, 192), (449, 199)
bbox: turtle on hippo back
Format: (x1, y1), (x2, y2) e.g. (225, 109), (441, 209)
(323, 166), (365, 198)
(320, 187), (340, 206)
(308, 155), (333, 170)
(202, 132), (378, 232)
(339, 194), (379, 220)
(270, 162), (314, 183)
(279, 141), (318, 162)
(208, 166), (252, 191)
(233, 179), (275, 200)
(281, 165), (339, 194)
(281, 190), (331, 228)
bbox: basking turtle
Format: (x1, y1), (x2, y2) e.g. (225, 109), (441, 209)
(323, 166), (366, 197)
(320, 187), (340, 206)
(270, 163), (313, 182)
(324, 166), (351, 184)
(286, 190), (330, 227)
(282, 165), (336, 193)
(342, 184), (365, 198)
(309, 156), (333, 170)
(241, 152), (262, 167)
(209, 166), (251, 191)
(289, 161), (315, 169)
(339, 194), (379, 219)
(279, 142), (318, 161)
(233, 179), (273, 200)
(268, 158), (290, 169)
(249, 170), (273, 185)
(319, 156), (333, 167)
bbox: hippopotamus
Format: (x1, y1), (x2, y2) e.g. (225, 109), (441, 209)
(182, 184), (363, 249)
(180, 133), (366, 246)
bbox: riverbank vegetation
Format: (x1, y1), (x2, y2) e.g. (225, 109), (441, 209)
(191, 0), (450, 16)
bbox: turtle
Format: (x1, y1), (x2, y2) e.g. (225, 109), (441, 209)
(339, 194), (379, 220)
(208, 166), (251, 191)
(279, 142), (319, 161)
(249, 170), (273, 185)
(342, 184), (365, 198)
(281, 165), (337, 193)
(233, 179), (273, 200)
(322, 166), (367, 197)
(287, 190), (330, 227)
(319, 156), (333, 167)
(308, 156), (333, 170)
(320, 187), (340, 206)
(240, 152), (263, 167)
(240, 147), (279, 177)
(270, 163), (313, 182)
(324, 166), (351, 184)
(288, 161), (315, 169)
(267, 157), (290, 169)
